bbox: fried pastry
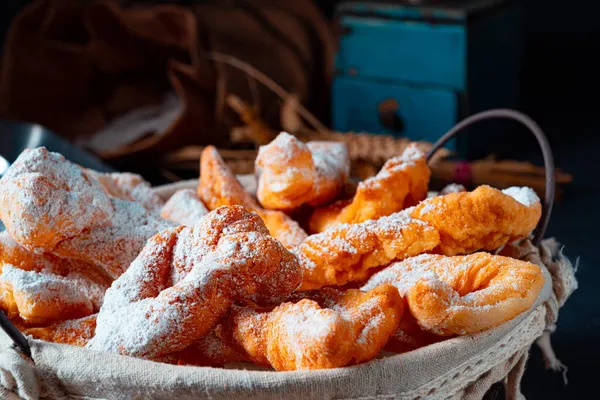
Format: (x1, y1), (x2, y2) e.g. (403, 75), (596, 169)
(175, 323), (246, 367)
(411, 185), (542, 256)
(309, 144), (430, 233)
(25, 314), (97, 347)
(198, 146), (307, 248)
(0, 264), (96, 325)
(0, 143), (551, 372)
(0, 148), (175, 279)
(89, 170), (164, 213)
(363, 253), (545, 335)
(160, 189), (208, 226)
(0, 232), (110, 324)
(230, 285), (403, 371)
(255, 132), (350, 211)
(0, 231), (112, 287)
(384, 308), (445, 353)
(294, 210), (440, 290)
(87, 206), (302, 359)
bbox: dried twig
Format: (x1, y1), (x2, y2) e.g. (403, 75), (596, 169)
(226, 94), (278, 145)
(280, 94), (304, 134)
(205, 52), (330, 134)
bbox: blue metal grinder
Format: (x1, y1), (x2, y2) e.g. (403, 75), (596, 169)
(332, 0), (523, 155)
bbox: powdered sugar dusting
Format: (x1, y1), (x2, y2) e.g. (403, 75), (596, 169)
(0, 231), (109, 310)
(502, 186), (540, 207)
(103, 227), (182, 308)
(62, 271), (107, 310)
(200, 146), (307, 248)
(161, 189), (209, 226)
(88, 251), (235, 359)
(363, 252), (544, 335)
(298, 209), (430, 271)
(198, 331), (229, 359)
(361, 144), (425, 187)
(89, 241), (270, 359)
(55, 197), (175, 279)
(439, 183), (467, 195)
(399, 143), (425, 164)
(255, 133), (315, 201)
(0, 263), (94, 319)
(344, 296), (386, 346)
(284, 302), (339, 344)
(0, 148), (175, 279)
(295, 208), (438, 288)
(307, 143), (428, 234)
(26, 314), (97, 347)
(243, 286), (401, 370)
(307, 141), (350, 183)
(416, 201), (437, 216)
(89, 206), (302, 359)
(52, 315), (97, 345)
(90, 171), (165, 213)
(256, 133), (349, 209)
(0, 148), (114, 249)
(279, 300), (342, 368)
(362, 254), (441, 296)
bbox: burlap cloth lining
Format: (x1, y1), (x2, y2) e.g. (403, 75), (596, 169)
(0, 202), (577, 400)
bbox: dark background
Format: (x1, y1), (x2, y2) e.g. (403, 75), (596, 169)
(1, 1), (599, 399)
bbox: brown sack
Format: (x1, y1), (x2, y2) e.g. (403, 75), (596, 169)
(0, 0), (334, 171)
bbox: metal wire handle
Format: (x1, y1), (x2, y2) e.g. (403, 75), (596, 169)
(426, 109), (555, 247)
(0, 310), (30, 357)
(0, 109), (555, 358)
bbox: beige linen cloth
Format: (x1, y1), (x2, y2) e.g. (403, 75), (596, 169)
(0, 215), (577, 400)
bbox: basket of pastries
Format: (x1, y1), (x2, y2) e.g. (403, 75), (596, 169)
(0, 110), (577, 400)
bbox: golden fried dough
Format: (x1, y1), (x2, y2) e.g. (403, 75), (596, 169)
(256, 132), (349, 210)
(294, 210), (440, 290)
(230, 285), (403, 370)
(363, 253), (544, 335)
(198, 146), (307, 248)
(160, 189), (208, 226)
(175, 323), (246, 367)
(384, 310), (445, 354)
(25, 314), (97, 347)
(0, 148), (174, 279)
(0, 232), (109, 325)
(87, 206), (301, 359)
(411, 185), (542, 255)
(89, 170), (164, 213)
(309, 144), (430, 233)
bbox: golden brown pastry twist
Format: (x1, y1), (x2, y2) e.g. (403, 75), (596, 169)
(87, 206), (302, 359)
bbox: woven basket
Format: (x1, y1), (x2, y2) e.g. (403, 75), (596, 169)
(0, 110), (578, 400)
